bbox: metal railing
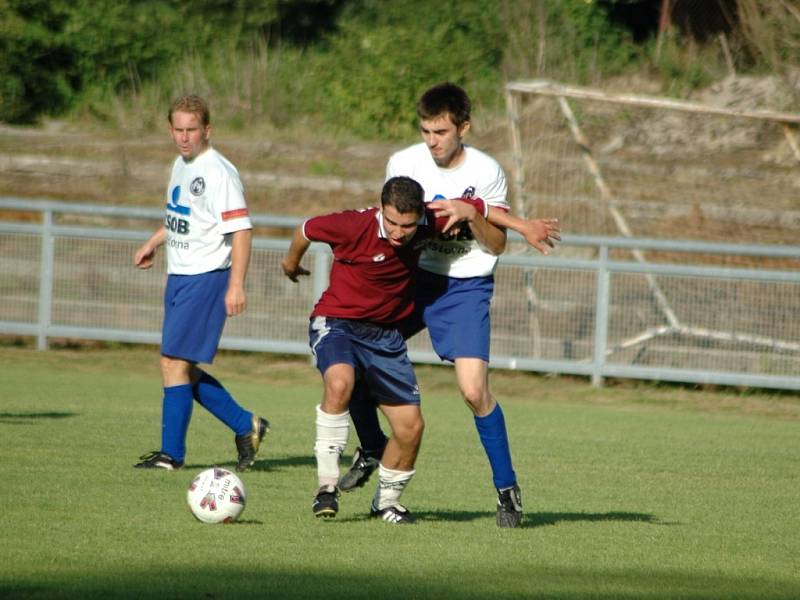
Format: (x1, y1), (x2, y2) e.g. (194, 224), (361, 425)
(3, 197), (800, 390)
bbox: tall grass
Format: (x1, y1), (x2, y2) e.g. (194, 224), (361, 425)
(737, 0), (800, 74)
(62, 0), (800, 140)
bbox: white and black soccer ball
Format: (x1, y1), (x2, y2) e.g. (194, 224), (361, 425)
(186, 467), (246, 524)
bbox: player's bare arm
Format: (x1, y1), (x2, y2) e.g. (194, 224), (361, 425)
(486, 208), (560, 256)
(428, 198), (506, 255)
(225, 228), (252, 317)
(133, 227), (167, 269)
(281, 225), (312, 282)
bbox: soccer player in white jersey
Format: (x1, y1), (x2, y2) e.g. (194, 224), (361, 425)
(343, 82), (559, 527)
(132, 95), (268, 472)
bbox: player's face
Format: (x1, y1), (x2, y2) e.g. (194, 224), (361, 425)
(382, 205), (420, 247)
(169, 110), (211, 161)
(419, 114), (470, 168)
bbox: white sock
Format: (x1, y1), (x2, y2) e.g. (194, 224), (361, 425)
(314, 405), (349, 488)
(372, 463), (416, 510)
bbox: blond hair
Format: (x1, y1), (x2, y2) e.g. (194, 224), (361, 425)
(168, 95), (210, 126)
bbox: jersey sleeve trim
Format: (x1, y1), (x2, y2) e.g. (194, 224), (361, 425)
(222, 208), (249, 221)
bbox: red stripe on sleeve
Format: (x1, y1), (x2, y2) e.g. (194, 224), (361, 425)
(222, 208), (249, 221)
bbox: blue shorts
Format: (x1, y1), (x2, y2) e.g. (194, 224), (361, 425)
(161, 269), (230, 364)
(402, 270), (493, 363)
(309, 316), (420, 405)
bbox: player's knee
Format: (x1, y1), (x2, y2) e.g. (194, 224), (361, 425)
(459, 384), (488, 413)
(323, 377), (352, 408)
(160, 355), (190, 381)
(409, 414), (425, 443)
(395, 413), (424, 445)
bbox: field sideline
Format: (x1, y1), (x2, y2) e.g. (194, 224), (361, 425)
(0, 344), (798, 600)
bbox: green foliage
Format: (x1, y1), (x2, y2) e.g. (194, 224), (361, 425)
(648, 32), (718, 96)
(0, 0), (293, 123)
(0, 0), (75, 122)
(307, 0), (506, 138)
(500, 0), (640, 84)
(2, 0), (798, 131)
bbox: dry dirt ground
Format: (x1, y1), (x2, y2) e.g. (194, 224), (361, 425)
(1, 74), (798, 243)
(0, 111), (516, 225)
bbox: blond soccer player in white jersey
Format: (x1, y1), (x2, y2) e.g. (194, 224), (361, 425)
(132, 95), (268, 473)
(343, 82), (559, 528)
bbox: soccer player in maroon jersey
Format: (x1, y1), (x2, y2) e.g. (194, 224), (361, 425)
(281, 176), (485, 524)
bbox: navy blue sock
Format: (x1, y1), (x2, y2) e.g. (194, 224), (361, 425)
(349, 384), (388, 456)
(192, 370), (252, 436)
(474, 403), (517, 490)
(162, 384), (194, 462)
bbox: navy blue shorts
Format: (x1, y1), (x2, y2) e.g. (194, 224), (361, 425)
(402, 270), (493, 363)
(161, 269), (230, 364)
(309, 316), (420, 405)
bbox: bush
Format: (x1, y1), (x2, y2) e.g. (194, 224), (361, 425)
(307, 0), (506, 139)
(0, 1), (76, 122)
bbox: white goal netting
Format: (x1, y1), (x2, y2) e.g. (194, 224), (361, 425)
(505, 78), (800, 251)
(500, 79), (800, 383)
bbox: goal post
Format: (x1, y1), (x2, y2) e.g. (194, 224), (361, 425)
(501, 78), (800, 379)
(504, 78), (800, 245)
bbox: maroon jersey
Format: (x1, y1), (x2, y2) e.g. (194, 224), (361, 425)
(304, 200), (485, 325)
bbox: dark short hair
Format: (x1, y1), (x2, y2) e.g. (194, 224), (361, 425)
(381, 176), (425, 216)
(168, 95), (210, 126)
(416, 82), (471, 127)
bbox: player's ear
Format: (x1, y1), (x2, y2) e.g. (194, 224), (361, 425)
(203, 124), (212, 141)
(458, 120), (471, 138)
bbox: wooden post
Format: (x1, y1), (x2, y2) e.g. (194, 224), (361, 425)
(656, 0), (672, 60)
(556, 94), (681, 330)
(504, 88), (527, 218)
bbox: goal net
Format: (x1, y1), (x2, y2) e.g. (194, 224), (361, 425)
(497, 79), (800, 383)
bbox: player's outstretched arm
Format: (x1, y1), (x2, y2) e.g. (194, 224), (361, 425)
(226, 228), (252, 317)
(281, 225), (311, 282)
(428, 198), (506, 255)
(486, 207), (560, 255)
(133, 227), (167, 269)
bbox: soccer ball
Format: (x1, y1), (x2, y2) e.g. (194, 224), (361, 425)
(186, 467), (246, 524)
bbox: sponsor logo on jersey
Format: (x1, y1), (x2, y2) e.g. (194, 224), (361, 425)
(427, 241), (471, 255)
(190, 177), (206, 196)
(166, 185), (191, 215)
(222, 208), (249, 221)
(428, 193), (475, 242)
(372, 253), (386, 262)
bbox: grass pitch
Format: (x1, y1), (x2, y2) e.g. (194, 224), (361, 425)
(0, 344), (798, 600)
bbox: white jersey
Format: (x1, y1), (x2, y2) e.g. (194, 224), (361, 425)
(386, 142), (508, 278)
(164, 147), (252, 275)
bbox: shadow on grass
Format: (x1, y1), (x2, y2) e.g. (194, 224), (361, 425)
(5, 566), (798, 600)
(0, 411), (78, 424)
(184, 454), (316, 473)
(526, 510), (669, 528)
(337, 509), (666, 527)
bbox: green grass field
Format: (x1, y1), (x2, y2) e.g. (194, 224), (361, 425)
(1, 344), (798, 600)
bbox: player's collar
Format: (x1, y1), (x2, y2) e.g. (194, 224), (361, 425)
(182, 145), (213, 165)
(376, 209), (387, 239)
(431, 143), (469, 171)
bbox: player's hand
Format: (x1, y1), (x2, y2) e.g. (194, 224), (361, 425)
(225, 285), (246, 317)
(134, 245), (156, 269)
(428, 198), (476, 234)
(521, 218), (560, 255)
(281, 259), (310, 282)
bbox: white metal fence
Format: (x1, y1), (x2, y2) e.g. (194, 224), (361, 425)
(3, 197), (800, 390)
